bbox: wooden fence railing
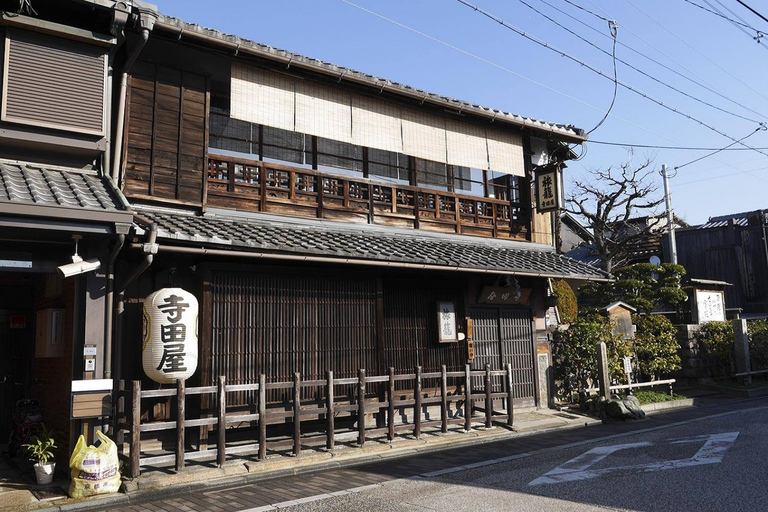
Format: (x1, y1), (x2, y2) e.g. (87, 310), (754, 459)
(114, 364), (516, 478)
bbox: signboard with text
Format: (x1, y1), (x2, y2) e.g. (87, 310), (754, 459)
(535, 167), (562, 213)
(693, 290), (726, 323)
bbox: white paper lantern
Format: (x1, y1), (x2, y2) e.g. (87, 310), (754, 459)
(142, 287), (199, 384)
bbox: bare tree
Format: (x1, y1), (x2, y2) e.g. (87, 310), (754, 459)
(567, 159), (664, 272)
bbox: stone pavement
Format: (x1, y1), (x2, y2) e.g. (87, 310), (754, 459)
(0, 389), (740, 512)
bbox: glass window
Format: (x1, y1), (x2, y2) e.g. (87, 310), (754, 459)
(262, 125), (307, 166)
(454, 167), (485, 196)
(415, 158), (448, 191)
(316, 137), (363, 175)
(368, 148), (411, 185)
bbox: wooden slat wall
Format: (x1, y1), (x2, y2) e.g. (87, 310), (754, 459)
(123, 61), (208, 204)
(209, 272), (377, 406)
(381, 284), (466, 374)
(470, 307), (535, 403)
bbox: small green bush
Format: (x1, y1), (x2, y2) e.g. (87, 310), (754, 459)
(697, 321), (734, 375)
(748, 320), (768, 370)
(552, 279), (578, 323)
(631, 390), (686, 405)
(633, 314), (681, 380)
(551, 314), (628, 396)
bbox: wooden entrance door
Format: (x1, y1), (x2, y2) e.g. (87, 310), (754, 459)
(469, 307), (536, 407)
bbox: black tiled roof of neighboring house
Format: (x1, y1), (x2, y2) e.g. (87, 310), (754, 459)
(133, 206), (611, 281)
(697, 210), (767, 229)
(0, 159), (126, 213)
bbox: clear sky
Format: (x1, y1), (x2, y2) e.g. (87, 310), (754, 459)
(155, 0), (768, 226)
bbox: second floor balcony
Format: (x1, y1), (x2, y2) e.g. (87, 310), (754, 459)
(206, 154), (530, 240)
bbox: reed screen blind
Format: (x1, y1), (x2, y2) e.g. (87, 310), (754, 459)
(230, 62), (525, 176)
(2, 28), (106, 135)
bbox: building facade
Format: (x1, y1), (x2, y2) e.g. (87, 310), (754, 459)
(0, 0), (607, 459)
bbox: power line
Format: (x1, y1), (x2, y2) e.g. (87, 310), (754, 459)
(736, 0), (768, 25)
(339, 0), (767, 181)
(705, 0), (768, 47)
(561, 0), (610, 22)
(587, 140), (768, 150)
(620, 0), (768, 103)
(456, 0), (768, 159)
(674, 126), (765, 170)
(539, 0), (768, 122)
(520, 0), (764, 124)
(682, 0), (760, 31)
(337, 0), (678, 144)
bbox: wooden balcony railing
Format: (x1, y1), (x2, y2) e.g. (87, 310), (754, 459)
(206, 155), (528, 239)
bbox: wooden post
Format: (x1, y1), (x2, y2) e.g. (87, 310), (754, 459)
(116, 380), (125, 455)
(326, 370), (335, 450)
(130, 380), (141, 478)
(388, 367), (395, 441)
(293, 373), (301, 456)
(258, 374), (267, 460)
(440, 365), (448, 433)
(597, 342), (611, 400)
(506, 363), (514, 427)
(176, 379), (185, 472)
(217, 376), (226, 467)
(734, 318), (751, 384)
(414, 366), (422, 439)
(485, 364), (492, 428)
(357, 369), (366, 446)
(464, 364), (472, 431)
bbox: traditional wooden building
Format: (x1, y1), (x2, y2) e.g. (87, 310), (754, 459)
(111, 9), (609, 409)
(0, 0), (608, 467)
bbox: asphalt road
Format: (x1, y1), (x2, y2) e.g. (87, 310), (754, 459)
(92, 397), (768, 512)
(278, 404), (767, 512)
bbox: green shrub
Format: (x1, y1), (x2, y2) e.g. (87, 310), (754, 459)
(697, 321), (734, 375)
(551, 314), (628, 396)
(748, 320), (768, 370)
(552, 279), (578, 323)
(633, 314), (681, 380)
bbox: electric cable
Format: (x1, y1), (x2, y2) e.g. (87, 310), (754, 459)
(587, 140), (768, 150)
(683, 0), (761, 31)
(618, 0), (768, 103)
(736, 0), (768, 25)
(585, 19), (618, 134)
(338, 0), (676, 143)
(706, 0), (768, 47)
(457, 0), (768, 158)
(561, 0), (611, 22)
(674, 126), (766, 171)
(521, 0), (764, 124)
(542, 0), (768, 121)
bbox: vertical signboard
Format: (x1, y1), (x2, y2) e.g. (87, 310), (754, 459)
(535, 167), (562, 213)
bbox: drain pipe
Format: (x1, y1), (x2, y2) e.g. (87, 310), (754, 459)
(113, 215), (158, 383)
(111, 8), (157, 183)
(103, 234), (125, 380)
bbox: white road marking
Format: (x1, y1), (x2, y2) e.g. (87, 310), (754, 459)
(529, 432), (739, 486)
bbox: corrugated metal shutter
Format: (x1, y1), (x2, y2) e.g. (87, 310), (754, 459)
(2, 29), (106, 135)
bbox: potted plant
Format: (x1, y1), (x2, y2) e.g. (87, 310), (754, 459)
(22, 424), (58, 485)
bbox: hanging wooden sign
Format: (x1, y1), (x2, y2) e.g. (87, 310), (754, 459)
(142, 288), (199, 384)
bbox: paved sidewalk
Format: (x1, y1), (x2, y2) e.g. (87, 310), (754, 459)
(0, 390), (736, 512)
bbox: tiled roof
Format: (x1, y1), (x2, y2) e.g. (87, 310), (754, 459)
(134, 206), (610, 280)
(697, 210), (766, 229)
(0, 160), (125, 212)
(155, 17), (586, 142)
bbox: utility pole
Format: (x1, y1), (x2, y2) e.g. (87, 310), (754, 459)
(661, 164), (678, 264)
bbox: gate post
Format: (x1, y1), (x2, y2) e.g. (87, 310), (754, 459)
(597, 342), (611, 400)
(733, 318), (751, 384)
